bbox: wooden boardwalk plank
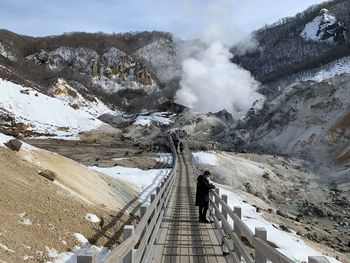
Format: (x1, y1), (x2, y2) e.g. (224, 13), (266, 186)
(148, 152), (227, 263)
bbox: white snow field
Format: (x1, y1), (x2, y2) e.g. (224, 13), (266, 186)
(0, 78), (110, 138)
(90, 165), (171, 204)
(133, 112), (173, 126)
(194, 151), (340, 263)
(193, 151), (218, 166)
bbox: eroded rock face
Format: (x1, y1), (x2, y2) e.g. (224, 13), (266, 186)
(238, 74), (350, 161)
(27, 47), (158, 96)
(26, 46), (159, 94)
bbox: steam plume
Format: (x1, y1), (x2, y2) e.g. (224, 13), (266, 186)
(175, 1), (264, 119)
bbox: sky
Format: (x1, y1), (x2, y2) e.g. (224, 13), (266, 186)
(0, 0), (325, 38)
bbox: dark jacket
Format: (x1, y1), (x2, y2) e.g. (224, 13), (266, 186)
(195, 174), (215, 206)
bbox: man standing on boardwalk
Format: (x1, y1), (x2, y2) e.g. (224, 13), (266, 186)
(195, 171), (215, 223)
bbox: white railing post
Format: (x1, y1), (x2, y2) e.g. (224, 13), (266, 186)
(77, 247), (98, 263)
(215, 188), (220, 223)
(234, 206), (242, 261)
(222, 194), (229, 254)
(156, 186), (161, 195)
(308, 257), (331, 263)
(151, 194), (156, 203)
(222, 195), (228, 220)
(140, 205), (147, 219)
(255, 227), (267, 263)
(123, 225), (135, 263)
(209, 192), (213, 219)
(140, 205), (148, 245)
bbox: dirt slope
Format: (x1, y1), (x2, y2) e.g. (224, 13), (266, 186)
(0, 142), (138, 262)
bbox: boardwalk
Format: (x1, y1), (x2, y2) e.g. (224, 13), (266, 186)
(85, 140), (332, 263)
(149, 153), (228, 263)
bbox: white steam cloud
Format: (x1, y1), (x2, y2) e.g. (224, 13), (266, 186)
(175, 1), (264, 119)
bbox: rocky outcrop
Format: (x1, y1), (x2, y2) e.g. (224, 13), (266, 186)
(26, 46), (157, 93)
(238, 74), (350, 161)
(133, 37), (178, 82)
(98, 113), (133, 128)
(315, 9), (348, 44)
(134, 61), (152, 85)
(38, 170), (57, 181)
(4, 139), (22, 151)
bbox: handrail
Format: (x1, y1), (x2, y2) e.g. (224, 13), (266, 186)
(77, 140), (331, 263)
(77, 135), (178, 263)
(187, 147), (331, 263)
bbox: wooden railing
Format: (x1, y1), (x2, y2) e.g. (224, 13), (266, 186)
(185, 143), (331, 263)
(77, 135), (178, 263)
(209, 190), (331, 263)
(77, 139), (331, 263)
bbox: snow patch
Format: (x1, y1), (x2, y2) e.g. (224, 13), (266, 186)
(44, 233), (109, 263)
(23, 256), (34, 261)
(73, 233), (89, 244)
(46, 247), (59, 258)
(193, 152), (218, 166)
(0, 42), (16, 61)
(90, 166), (171, 204)
(0, 243), (15, 253)
(156, 153), (173, 165)
(21, 218), (33, 225)
(301, 16), (324, 41)
(0, 133), (13, 146)
(134, 112), (173, 127)
(112, 157), (125, 161)
(84, 213), (101, 223)
(293, 56), (350, 84)
(50, 79), (114, 117)
(18, 212), (32, 225)
(301, 11), (336, 43)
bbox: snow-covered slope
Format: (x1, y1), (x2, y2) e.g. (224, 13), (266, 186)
(49, 79), (114, 117)
(292, 56), (350, 84)
(0, 78), (110, 138)
(90, 165), (171, 204)
(301, 9), (337, 43)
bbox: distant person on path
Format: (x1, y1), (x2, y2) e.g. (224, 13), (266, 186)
(171, 133), (179, 152)
(179, 141), (184, 153)
(195, 171), (215, 223)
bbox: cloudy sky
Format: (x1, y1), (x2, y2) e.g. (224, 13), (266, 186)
(0, 0), (325, 38)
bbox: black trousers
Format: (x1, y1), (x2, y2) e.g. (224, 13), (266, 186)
(199, 204), (208, 220)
